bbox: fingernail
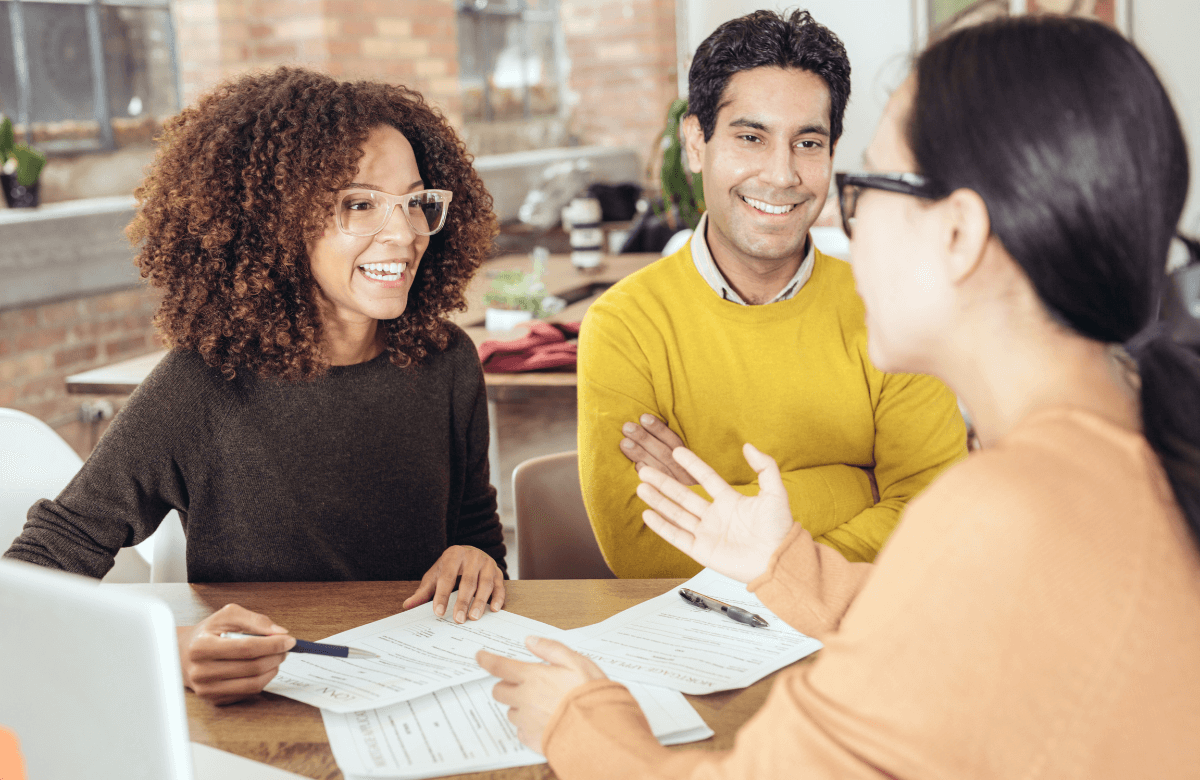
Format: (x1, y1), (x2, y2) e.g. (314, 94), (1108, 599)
(270, 624), (287, 632)
(456, 611), (466, 623)
(471, 608), (483, 619)
(435, 604), (445, 616)
(622, 423), (636, 435)
(640, 414), (654, 425)
(621, 438), (633, 448)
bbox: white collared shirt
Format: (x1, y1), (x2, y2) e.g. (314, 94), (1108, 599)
(688, 212), (815, 305)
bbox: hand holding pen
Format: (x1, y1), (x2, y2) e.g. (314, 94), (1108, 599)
(220, 632), (378, 658)
(176, 603), (298, 706)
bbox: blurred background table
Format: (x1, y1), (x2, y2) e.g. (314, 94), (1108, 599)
(65, 252), (658, 396)
(111, 578), (790, 780)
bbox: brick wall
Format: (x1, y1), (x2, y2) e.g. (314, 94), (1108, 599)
(0, 287), (162, 458)
(560, 0), (679, 180)
(173, 0), (461, 121)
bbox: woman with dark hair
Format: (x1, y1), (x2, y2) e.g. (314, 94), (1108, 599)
(4, 67), (507, 703)
(479, 15), (1200, 778)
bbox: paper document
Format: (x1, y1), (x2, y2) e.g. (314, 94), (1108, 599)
(265, 593), (569, 713)
(322, 677), (713, 779)
(566, 568), (823, 694)
(192, 742), (309, 779)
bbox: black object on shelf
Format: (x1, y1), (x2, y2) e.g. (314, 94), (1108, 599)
(587, 182), (642, 222)
(1, 173), (39, 208)
(619, 199), (686, 254)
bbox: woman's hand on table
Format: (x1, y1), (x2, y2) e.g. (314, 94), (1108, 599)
(176, 603), (295, 706)
(403, 545), (506, 623)
(636, 442), (794, 584)
(477, 637), (609, 753)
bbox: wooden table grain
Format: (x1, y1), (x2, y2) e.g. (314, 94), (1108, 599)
(113, 579), (788, 780)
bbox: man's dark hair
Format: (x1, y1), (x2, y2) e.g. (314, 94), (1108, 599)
(687, 9), (851, 144)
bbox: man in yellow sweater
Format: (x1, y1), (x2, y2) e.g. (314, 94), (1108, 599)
(578, 10), (967, 577)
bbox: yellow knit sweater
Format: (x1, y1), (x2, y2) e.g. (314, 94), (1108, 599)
(577, 241), (967, 577)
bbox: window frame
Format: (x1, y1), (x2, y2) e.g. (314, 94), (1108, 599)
(456, 0), (566, 123)
(2, 0), (182, 154)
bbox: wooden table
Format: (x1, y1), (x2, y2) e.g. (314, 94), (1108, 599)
(113, 579), (788, 780)
(65, 252), (659, 397)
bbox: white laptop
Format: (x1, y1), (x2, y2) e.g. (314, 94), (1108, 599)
(0, 558), (304, 779)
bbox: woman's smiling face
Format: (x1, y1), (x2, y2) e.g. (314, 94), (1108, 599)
(307, 125), (431, 329)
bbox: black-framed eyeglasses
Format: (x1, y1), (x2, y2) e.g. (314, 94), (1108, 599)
(835, 172), (947, 239)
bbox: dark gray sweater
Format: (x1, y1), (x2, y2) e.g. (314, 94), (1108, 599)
(4, 326), (506, 582)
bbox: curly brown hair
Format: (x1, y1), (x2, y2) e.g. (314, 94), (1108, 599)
(128, 67), (497, 380)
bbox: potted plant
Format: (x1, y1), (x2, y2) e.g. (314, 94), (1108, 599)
(482, 248), (565, 330)
(621, 99), (705, 254)
(0, 116), (47, 208)
(659, 98), (704, 230)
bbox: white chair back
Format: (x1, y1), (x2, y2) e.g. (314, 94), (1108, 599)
(148, 509), (188, 583)
(0, 407), (186, 582)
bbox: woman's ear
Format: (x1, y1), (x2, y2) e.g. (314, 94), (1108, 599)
(681, 115), (706, 176)
(941, 187), (992, 284)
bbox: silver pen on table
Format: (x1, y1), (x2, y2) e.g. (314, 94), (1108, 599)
(220, 632), (379, 659)
(679, 588), (769, 628)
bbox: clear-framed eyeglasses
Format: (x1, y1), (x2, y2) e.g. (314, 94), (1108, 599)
(335, 188), (453, 238)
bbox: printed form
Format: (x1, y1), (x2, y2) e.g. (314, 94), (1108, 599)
(265, 593), (568, 713)
(565, 568), (823, 694)
(322, 677), (713, 779)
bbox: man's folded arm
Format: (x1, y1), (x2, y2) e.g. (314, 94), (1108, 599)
(578, 304), (702, 578)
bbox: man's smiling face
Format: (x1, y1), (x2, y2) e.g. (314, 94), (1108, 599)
(684, 66), (834, 271)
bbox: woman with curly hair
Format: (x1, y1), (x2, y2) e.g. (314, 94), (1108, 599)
(4, 67), (507, 704)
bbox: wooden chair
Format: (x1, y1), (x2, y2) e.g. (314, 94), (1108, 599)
(512, 450), (614, 579)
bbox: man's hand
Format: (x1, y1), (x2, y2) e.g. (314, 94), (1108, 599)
(402, 545), (506, 623)
(620, 414), (697, 486)
(176, 603), (295, 706)
(637, 443), (794, 583)
(477, 637), (609, 754)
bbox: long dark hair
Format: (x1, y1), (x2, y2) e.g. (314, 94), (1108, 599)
(910, 15), (1200, 547)
(687, 9), (851, 144)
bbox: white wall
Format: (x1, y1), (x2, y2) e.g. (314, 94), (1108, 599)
(682, 0), (1199, 234)
(1133, 0), (1200, 235)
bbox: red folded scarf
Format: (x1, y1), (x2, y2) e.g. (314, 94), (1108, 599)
(478, 321), (582, 373)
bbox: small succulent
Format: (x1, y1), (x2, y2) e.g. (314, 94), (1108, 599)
(483, 268), (554, 317)
(483, 249), (567, 319)
(0, 116), (46, 188)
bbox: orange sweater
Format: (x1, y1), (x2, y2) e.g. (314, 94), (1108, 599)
(545, 408), (1200, 779)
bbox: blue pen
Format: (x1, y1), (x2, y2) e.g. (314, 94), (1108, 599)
(220, 631), (379, 658)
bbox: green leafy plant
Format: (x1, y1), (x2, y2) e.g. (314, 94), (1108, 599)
(0, 116), (47, 187)
(659, 99), (705, 230)
(483, 268), (554, 317)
